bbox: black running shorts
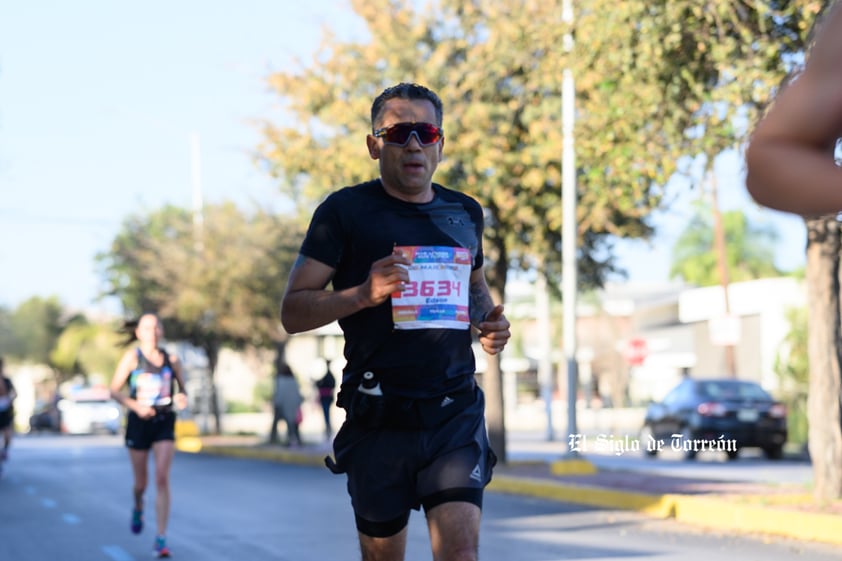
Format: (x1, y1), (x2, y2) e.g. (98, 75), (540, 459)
(0, 410), (13, 430)
(124, 410), (176, 450)
(330, 386), (496, 537)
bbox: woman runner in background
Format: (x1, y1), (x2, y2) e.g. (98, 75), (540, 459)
(110, 313), (187, 558)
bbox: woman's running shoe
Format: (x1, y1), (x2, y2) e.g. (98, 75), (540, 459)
(131, 509), (143, 534)
(154, 535), (171, 558)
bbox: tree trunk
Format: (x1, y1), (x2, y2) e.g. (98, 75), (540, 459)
(204, 342), (222, 435)
(804, 216), (842, 504)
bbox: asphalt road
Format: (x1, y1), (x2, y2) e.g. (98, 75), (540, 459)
(1, 434), (839, 561)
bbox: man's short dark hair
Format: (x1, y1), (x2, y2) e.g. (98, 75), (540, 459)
(371, 83), (443, 129)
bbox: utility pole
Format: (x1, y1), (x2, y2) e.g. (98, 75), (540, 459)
(709, 170), (738, 377)
(536, 269), (555, 441)
(190, 132), (212, 433)
(561, 0), (579, 453)
(191, 132), (205, 250)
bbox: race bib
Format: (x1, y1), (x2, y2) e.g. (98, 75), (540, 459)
(134, 371), (172, 407)
(391, 245), (471, 330)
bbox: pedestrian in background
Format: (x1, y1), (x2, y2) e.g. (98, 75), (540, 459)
(314, 363), (336, 440)
(746, 1), (842, 215)
(269, 352), (303, 447)
(281, 82), (510, 561)
(110, 313), (188, 558)
(0, 357), (17, 465)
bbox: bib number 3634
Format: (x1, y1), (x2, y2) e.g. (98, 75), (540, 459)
(391, 246), (471, 330)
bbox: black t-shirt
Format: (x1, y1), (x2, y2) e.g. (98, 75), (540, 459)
(299, 179), (485, 399)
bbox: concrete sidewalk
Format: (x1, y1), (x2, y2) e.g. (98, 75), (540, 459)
(175, 429), (842, 547)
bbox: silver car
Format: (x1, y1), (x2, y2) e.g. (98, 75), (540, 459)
(58, 389), (122, 435)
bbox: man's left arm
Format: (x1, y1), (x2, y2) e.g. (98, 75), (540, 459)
(469, 268), (511, 356)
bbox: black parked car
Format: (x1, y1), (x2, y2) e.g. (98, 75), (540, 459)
(640, 378), (787, 461)
(29, 398), (61, 433)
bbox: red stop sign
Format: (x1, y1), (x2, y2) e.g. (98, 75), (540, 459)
(623, 338), (648, 366)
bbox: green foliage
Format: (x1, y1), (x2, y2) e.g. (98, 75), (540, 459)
(0, 298), (125, 386)
(0, 306), (18, 358)
(3, 296), (66, 365)
(225, 400), (263, 414)
(50, 319), (125, 385)
(97, 202), (304, 435)
(253, 376), (274, 406)
(253, 0), (825, 459)
(256, 0), (639, 297)
(49, 317), (89, 377)
(96, 205), (191, 317)
(256, 0), (822, 296)
(97, 202), (305, 351)
(775, 307), (809, 445)
(670, 203), (782, 286)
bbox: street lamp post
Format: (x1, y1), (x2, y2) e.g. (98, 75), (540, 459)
(561, 0), (579, 454)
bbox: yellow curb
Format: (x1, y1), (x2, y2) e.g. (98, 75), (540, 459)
(175, 436), (203, 453)
(197, 444), (326, 468)
(490, 475), (842, 546)
(549, 458), (598, 476)
(174, 418), (200, 438)
(672, 494), (842, 546)
(489, 475), (677, 518)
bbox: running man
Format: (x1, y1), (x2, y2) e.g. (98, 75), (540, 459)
(281, 82), (511, 561)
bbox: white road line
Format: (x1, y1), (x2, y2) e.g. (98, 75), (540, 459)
(102, 545), (135, 561)
(41, 498), (57, 508)
(62, 513), (81, 525)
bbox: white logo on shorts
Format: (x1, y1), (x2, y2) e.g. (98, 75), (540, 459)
(440, 396), (455, 408)
(470, 464), (483, 482)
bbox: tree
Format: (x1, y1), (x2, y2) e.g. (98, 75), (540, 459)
(98, 202), (304, 433)
(256, 0), (692, 461)
(803, 216), (842, 504)
(0, 306), (18, 358)
(50, 319), (125, 386)
(7, 296), (65, 366)
(670, 204), (782, 286)
(775, 306), (808, 447)
(255, 0), (826, 461)
(749, 2), (842, 505)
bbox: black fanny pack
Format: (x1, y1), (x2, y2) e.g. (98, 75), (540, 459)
(340, 383), (476, 430)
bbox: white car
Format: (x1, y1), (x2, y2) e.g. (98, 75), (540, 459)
(58, 389), (122, 435)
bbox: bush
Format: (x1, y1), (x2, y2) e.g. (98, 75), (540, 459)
(225, 400), (262, 414)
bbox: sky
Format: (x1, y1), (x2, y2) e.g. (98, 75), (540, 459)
(0, 1), (808, 315)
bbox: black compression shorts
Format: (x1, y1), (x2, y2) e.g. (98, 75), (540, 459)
(329, 386), (496, 537)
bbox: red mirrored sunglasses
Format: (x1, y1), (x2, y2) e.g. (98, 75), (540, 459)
(373, 122), (444, 146)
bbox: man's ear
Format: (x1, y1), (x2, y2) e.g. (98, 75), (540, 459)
(366, 135), (380, 160)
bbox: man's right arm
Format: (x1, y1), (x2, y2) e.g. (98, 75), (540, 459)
(281, 252), (411, 334)
(281, 255), (364, 334)
(745, 3), (842, 215)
